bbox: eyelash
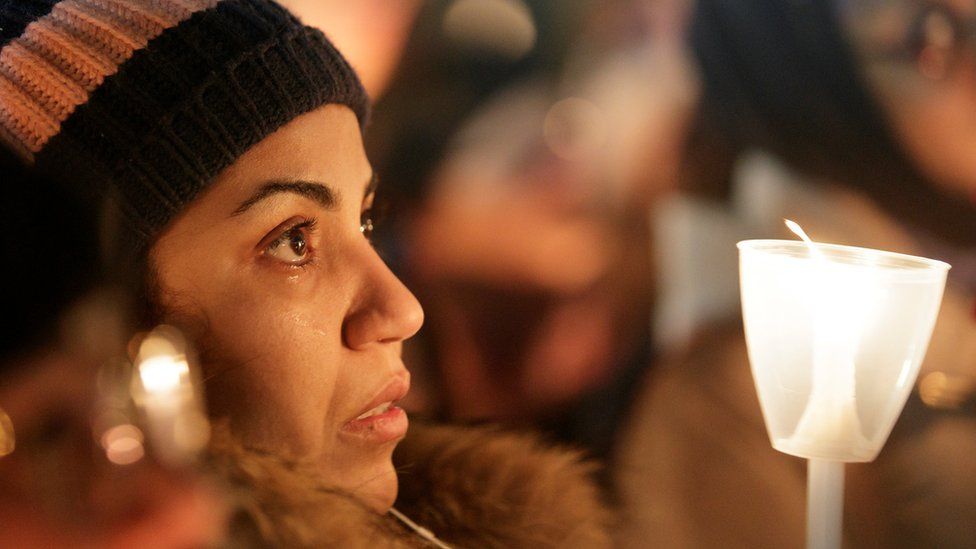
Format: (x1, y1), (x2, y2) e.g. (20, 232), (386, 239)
(262, 207), (377, 267)
(265, 217), (318, 267)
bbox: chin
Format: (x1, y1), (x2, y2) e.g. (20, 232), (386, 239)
(327, 438), (404, 513)
(355, 463), (399, 513)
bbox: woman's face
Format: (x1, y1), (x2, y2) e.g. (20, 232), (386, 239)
(151, 105), (424, 512)
(841, 0), (976, 200)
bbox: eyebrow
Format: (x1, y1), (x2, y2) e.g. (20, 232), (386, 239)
(231, 174), (378, 217)
(231, 180), (338, 217)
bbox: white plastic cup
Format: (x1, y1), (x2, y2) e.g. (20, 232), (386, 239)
(738, 240), (949, 462)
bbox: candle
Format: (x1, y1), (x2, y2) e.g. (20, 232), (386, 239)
(739, 226), (947, 461)
(779, 221), (871, 458)
(130, 325), (209, 466)
(738, 223), (949, 549)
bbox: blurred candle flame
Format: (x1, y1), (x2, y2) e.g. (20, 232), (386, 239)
(919, 371), (975, 410)
(101, 424), (145, 465)
(783, 219), (871, 454)
(130, 326), (209, 467)
(138, 355), (189, 394)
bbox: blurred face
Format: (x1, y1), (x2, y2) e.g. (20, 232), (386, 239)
(841, 0), (976, 199)
(404, 83), (655, 420)
(151, 105), (424, 512)
(408, 84), (624, 295)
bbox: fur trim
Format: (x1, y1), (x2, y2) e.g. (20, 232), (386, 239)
(394, 423), (614, 548)
(208, 422), (417, 548)
(208, 421), (613, 547)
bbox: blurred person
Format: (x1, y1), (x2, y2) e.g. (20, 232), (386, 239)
(365, 0), (694, 476)
(0, 148), (225, 548)
(614, 0), (976, 547)
(843, 0), (976, 204)
(392, 79), (656, 460)
(0, 0), (611, 545)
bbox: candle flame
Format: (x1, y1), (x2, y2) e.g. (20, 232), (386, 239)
(780, 220), (873, 455)
(138, 354), (189, 394)
(101, 424), (145, 465)
(129, 325), (210, 466)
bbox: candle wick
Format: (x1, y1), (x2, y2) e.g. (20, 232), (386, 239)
(785, 219), (822, 259)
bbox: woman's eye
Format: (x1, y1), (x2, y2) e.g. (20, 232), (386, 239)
(265, 226), (311, 265)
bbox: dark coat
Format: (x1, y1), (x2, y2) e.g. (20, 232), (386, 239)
(614, 316), (976, 548)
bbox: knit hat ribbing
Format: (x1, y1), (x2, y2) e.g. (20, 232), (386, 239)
(0, 0), (368, 248)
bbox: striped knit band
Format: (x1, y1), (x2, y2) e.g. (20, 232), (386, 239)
(0, 0), (368, 248)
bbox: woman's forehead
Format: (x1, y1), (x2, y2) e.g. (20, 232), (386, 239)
(228, 106), (371, 185)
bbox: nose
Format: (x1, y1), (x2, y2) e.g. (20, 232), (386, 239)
(343, 247), (424, 350)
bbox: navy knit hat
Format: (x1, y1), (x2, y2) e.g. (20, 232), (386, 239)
(0, 0), (368, 250)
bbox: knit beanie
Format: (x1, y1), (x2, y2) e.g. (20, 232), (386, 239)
(0, 0), (368, 250)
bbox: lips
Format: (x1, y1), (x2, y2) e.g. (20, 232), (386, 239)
(356, 402), (394, 420)
(341, 373), (410, 444)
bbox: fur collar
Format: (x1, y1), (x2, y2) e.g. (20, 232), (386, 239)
(209, 421), (613, 547)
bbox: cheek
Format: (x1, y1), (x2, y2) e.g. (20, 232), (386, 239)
(899, 100), (976, 195)
(181, 271), (348, 457)
(873, 70), (976, 195)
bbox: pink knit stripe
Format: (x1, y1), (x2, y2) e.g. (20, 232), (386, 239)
(1, 42), (89, 121)
(0, 77), (60, 156)
(20, 18), (117, 90)
(56, 2), (148, 62)
(0, 0), (221, 162)
(71, 1), (170, 46)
